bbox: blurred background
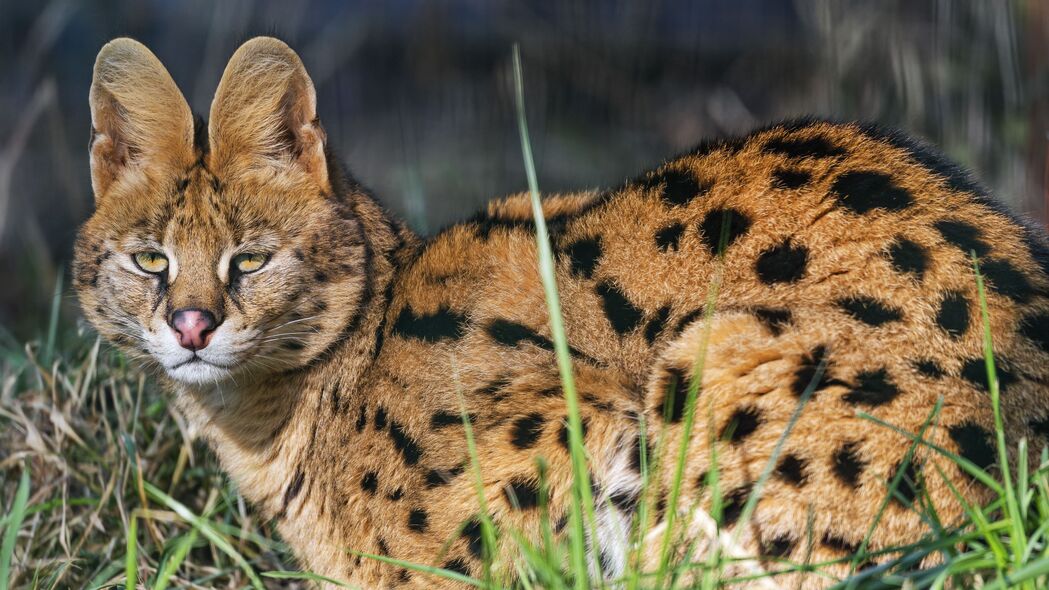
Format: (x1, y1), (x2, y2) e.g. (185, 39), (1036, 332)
(1, 0), (1047, 344)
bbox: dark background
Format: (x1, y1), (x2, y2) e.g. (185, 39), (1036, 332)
(1, 0), (1047, 343)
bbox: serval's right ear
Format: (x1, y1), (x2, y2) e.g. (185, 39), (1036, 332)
(89, 38), (195, 200)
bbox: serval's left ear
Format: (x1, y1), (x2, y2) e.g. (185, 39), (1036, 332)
(89, 38), (195, 200)
(208, 36), (330, 193)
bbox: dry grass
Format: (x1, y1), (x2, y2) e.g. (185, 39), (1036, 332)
(0, 332), (302, 589)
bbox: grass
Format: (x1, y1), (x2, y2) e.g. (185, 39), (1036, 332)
(2, 51), (1049, 590)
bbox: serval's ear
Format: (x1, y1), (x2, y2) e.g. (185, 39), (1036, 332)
(208, 37), (330, 193)
(89, 38), (195, 199)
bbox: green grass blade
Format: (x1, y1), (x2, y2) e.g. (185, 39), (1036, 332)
(730, 357), (824, 546)
(511, 43), (596, 588)
(848, 397), (943, 578)
(151, 529), (197, 590)
(656, 269), (721, 587)
(143, 481), (265, 590)
(972, 254), (1027, 569)
(455, 385), (498, 584)
(262, 570), (353, 587)
(85, 560), (124, 590)
(125, 514), (137, 590)
(43, 266), (63, 365)
(0, 464), (30, 590)
(349, 550), (482, 586)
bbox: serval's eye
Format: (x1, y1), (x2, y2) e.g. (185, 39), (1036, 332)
(233, 252), (269, 274)
(133, 251), (168, 274)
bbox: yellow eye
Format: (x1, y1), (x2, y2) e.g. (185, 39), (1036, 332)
(233, 252), (268, 274)
(133, 251), (168, 274)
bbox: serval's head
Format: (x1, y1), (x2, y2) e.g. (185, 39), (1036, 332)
(74, 37), (368, 386)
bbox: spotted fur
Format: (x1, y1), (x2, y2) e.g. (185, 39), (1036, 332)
(75, 37), (1049, 589)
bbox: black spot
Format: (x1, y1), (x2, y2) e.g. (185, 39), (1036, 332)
(674, 309), (704, 333)
(431, 411), (470, 429)
(538, 386), (562, 398)
(408, 508), (429, 532)
(511, 413), (546, 449)
(720, 485), (752, 527)
(700, 208), (752, 255)
(630, 436), (652, 473)
(775, 454), (808, 487)
(599, 550), (615, 575)
(443, 558), (470, 577)
(361, 471), (379, 494)
(934, 219), (991, 258)
(644, 306), (671, 344)
(392, 306), (467, 342)
(721, 406), (763, 443)
(843, 368), (900, 406)
(503, 479), (540, 509)
(355, 406), (367, 432)
(792, 345), (840, 397)
(771, 168), (812, 189)
(389, 421), (423, 465)
(914, 360), (945, 378)
(399, 569), (412, 583)
(837, 296), (903, 326)
(948, 423), (996, 471)
(477, 375), (512, 399)
(981, 258), (1035, 303)
(425, 465), (465, 488)
(610, 490), (640, 513)
(388, 488), (404, 501)
(764, 136), (846, 159)
(376, 537), (390, 556)
(695, 470), (709, 489)
(655, 223), (685, 252)
(822, 532), (860, 554)
(565, 237), (602, 279)
(960, 357), (1017, 393)
(373, 406), (387, 430)
(755, 241), (809, 284)
(833, 442), (866, 487)
(888, 238), (929, 279)
(1015, 310), (1049, 350)
(557, 418), (589, 450)
(831, 171), (914, 214)
(890, 461), (921, 507)
(281, 468), (305, 515)
(462, 518), (484, 558)
(487, 320), (549, 350)
(1021, 313), (1049, 353)
(763, 535), (796, 558)
(647, 170), (704, 206)
(554, 513), (569, 533)
(596, 281), (644, 335)
(936, 291), (970, 338)
(655, 493), (667, 522)
(753, 307), (792, 336)
(659, 367), (691, 423)
(485, 320), (595, 363)
(314, 271), (328, 283)
(1030, 416), (1049, 438)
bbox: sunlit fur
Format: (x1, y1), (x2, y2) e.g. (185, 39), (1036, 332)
(75, 37), (1049, 589)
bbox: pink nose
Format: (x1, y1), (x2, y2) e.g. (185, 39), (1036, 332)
(170, 308), (218, 351)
